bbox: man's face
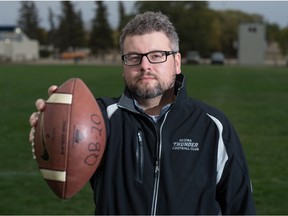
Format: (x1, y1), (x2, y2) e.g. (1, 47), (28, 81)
(122, 31), (181, 99)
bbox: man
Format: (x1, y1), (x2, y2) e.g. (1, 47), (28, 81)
(29, 11), (256, 215)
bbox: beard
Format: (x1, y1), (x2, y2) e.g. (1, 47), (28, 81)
(131, 82), (164, 99)
(124, 72), (176, 99)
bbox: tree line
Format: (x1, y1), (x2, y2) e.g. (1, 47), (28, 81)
(17, 1), (288, 59)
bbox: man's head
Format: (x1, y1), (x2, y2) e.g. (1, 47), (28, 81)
(120, 11), (181, 101)
(120, 11), (179, 54)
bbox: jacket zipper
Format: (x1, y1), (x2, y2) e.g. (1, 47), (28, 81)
(151, 111), (170, 216)
(136, 130), (144, 183)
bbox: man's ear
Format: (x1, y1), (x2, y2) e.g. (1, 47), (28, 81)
(175, 52), (181, 74)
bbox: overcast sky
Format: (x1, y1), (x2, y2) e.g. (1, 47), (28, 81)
(0, 1), (287, 29)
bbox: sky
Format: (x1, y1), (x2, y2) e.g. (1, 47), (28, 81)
(0, 1), (287, 30)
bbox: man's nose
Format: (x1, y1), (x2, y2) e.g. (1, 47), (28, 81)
(140, 55), (152, 68)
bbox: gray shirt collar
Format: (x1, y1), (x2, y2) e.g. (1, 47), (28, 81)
(133, 99), (172, 123)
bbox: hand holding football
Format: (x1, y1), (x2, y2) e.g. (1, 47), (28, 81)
(32, 78), (106, 199)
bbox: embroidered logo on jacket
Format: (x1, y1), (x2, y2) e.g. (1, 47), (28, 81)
(172, 138), (199, 151)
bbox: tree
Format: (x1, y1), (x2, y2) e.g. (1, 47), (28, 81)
(47, 7), (57, 49)
(214, 10), (265, 58)
(74, 10), (87, 47)
(56, 1), (86, 52)
(134, 1), (279, 58)
(278, 27), (288, 57)
(118, 1), (126, 32)
(89, 1), (114, 57)
(266, 23), (281, 44)
(175, 2), (213, 57)
(17, 1), (47, 44)
(115, 2), (134, 49)
(134, 1), (212, 56)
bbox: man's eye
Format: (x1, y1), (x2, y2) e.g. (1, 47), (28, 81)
(128, 55), (140, 61)
(150, 52), (164, 59)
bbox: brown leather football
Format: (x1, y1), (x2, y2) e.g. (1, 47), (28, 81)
(33, 78), (106, 199)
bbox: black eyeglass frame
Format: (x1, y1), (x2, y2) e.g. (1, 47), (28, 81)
(121, 50), (178, 66)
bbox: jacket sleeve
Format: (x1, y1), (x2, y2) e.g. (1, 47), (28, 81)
(216, 122), (256, 215)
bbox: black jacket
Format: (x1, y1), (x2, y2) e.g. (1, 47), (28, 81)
(91, 74), (256, 215)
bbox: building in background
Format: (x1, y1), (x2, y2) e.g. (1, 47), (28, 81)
(0, 26), (39, 62)
(238, 23), (266, 65)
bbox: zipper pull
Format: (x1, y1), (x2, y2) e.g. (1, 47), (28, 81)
(155, 160), (160, 173)
(138, 131), (143, 145)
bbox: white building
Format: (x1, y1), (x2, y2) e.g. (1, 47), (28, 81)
(238, 23), (266, 65)
(0, 26), (39, 62)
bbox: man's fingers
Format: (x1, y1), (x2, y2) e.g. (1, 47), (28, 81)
(35, 99), (46, 111)
(29, 85), (57, 147)
(29, 127), (35, 143)
(34, 85), (57, 112)
(29, 111), (40, 127)
(48, 85), (58, 96)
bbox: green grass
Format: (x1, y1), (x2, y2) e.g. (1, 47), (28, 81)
(0, 64), (287, 214)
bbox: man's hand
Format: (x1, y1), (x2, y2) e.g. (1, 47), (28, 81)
(29, 85), (58, 143)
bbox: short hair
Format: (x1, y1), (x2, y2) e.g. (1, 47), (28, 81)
(119, 11), (179, 54)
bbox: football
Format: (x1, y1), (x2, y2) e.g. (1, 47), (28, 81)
(32, 78), (106, 199)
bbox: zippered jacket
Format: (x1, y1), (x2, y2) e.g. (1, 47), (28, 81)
(90, 74), (256, 215)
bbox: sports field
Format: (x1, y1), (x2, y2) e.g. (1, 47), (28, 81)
(0, 64), (287, 214)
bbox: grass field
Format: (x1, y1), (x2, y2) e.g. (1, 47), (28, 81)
(0, 64), (287, 214)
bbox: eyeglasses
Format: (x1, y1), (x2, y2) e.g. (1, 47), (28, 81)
(122, 50), (178, 66)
